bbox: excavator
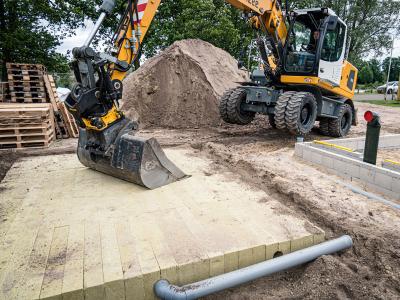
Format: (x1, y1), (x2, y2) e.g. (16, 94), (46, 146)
(65, 0), (358, 189)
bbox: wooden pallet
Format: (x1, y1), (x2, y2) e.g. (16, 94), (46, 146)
(0, 140), (53, 149)
(9, 85), (45, 93)
(10, 96), (47, 103)
(0, 103), (55, 149)
(57, 101), (79, 138)
(10, 91), (46, 98)
(9, 81), (44, 88)
(7, 69), (44, 76)
(44, 74), (78, 138)
(7, 74), (43, 82)
(6, 63), (46, 72)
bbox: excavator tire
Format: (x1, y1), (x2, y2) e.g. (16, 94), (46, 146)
(285, 92), (317, 135)
(327, 103), (353, 137)
(319, 118), (330, 136)
(221, 87), (255, 125)
(219, 88), (235, 123)
(274, 91), (297, 130)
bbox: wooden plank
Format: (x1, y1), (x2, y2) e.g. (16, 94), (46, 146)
(83, 221), (105, 300)
(137, 212), (179, 284)
(115, 222), (145, 300)
(9, 81), (45, 88)
(57, 102), (79, 138)
(130, 217), (161, 300)
(19, 225), (54, 299)
(100, 223), (125, 300)
(62, 223), (85, 300)
(43, 75), (59, 113)
(44, 74), (75, 139)
(6, 63), (46, 71)
(40, 226), (69, 300)
(156, 209), (209, 286)
(0, 217), (42, 299)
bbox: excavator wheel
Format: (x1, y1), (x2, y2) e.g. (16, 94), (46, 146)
(274, 91), (317, 135)
(274, 91), (297, 130)
(327, 104), (353, 137)
(319, 118), (331, 136)
(219, 88), (235, 123)
(318, 104), (353, 137)
(219, 87), (255, 125)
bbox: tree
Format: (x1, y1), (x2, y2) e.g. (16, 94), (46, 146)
(291, 0), (400, 63)
(0, 0), (127, 80)
(358, 65), (374, 84)
(382, 57), (400, 82)
(368, 59), (383, 83)
(141, 0), (253, 60)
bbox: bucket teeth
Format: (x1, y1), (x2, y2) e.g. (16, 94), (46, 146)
(77, 118), (188, 189)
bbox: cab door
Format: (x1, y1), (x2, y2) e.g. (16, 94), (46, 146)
(318, 17), (347, 86)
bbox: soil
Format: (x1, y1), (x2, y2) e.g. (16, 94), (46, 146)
(136, 101), (400, 300)
(378, 148), (400, 165)
(121, 39), (248, 128)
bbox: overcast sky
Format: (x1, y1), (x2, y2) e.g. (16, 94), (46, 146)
(56, 21), (400, 59)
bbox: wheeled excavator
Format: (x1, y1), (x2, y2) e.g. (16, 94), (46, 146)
(66, 0), (358, 189)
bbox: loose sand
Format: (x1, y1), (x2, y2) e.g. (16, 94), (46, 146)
(121, 39), (248, 129)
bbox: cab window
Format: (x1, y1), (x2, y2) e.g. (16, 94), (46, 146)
(284, 19), (316, 73)
(321, 22), (346, 62)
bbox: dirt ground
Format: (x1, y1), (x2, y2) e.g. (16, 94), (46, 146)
(139, 101), (400, 299)
(378, 148), (400, 164)
(1, 102), (400, 299)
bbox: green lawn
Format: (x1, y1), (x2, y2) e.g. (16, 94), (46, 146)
(356, 99), (400, 107)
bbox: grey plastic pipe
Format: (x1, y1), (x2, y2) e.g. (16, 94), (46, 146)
(336, 179), (400, 210)
(154, 235), (353, 300)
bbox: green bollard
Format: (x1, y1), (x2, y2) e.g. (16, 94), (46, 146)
(363, 111), (381, 165)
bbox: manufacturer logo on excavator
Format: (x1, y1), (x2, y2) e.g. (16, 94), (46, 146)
(247, 0), (259, 8)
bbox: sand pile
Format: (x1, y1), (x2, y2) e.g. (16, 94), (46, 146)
(121, 39), (248, 128)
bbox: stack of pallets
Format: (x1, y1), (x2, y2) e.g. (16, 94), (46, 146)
(0, 103), (55, 149)
(6, 63), (47, 103)
(0, 63), (79, 150)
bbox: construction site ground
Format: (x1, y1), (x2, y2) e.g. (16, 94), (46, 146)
(1, 101), (399, 299)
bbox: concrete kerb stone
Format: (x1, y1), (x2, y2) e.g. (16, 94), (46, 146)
(295, 135), (400, 200)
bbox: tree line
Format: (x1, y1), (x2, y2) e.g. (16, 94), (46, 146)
(1, 0), (400, 83)
(357, 57), (400, 86)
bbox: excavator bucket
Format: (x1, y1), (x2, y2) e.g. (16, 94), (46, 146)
(76, 119), (188, 189)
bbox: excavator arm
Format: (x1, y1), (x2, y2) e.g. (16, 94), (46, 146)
(65, 0), (288, 188)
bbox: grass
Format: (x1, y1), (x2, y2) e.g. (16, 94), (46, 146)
(357, 99), (400, 107)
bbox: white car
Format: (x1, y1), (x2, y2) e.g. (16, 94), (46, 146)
(377, 81), (398, 94)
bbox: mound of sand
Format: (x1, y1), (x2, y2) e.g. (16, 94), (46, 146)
(121, 39), (248, 128)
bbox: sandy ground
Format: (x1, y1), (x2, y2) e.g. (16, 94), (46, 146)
(378, 148), (400, 164)
(1, 101), (400, 299)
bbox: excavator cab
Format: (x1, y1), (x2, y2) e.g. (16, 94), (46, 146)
(284, 8), (350, 87)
